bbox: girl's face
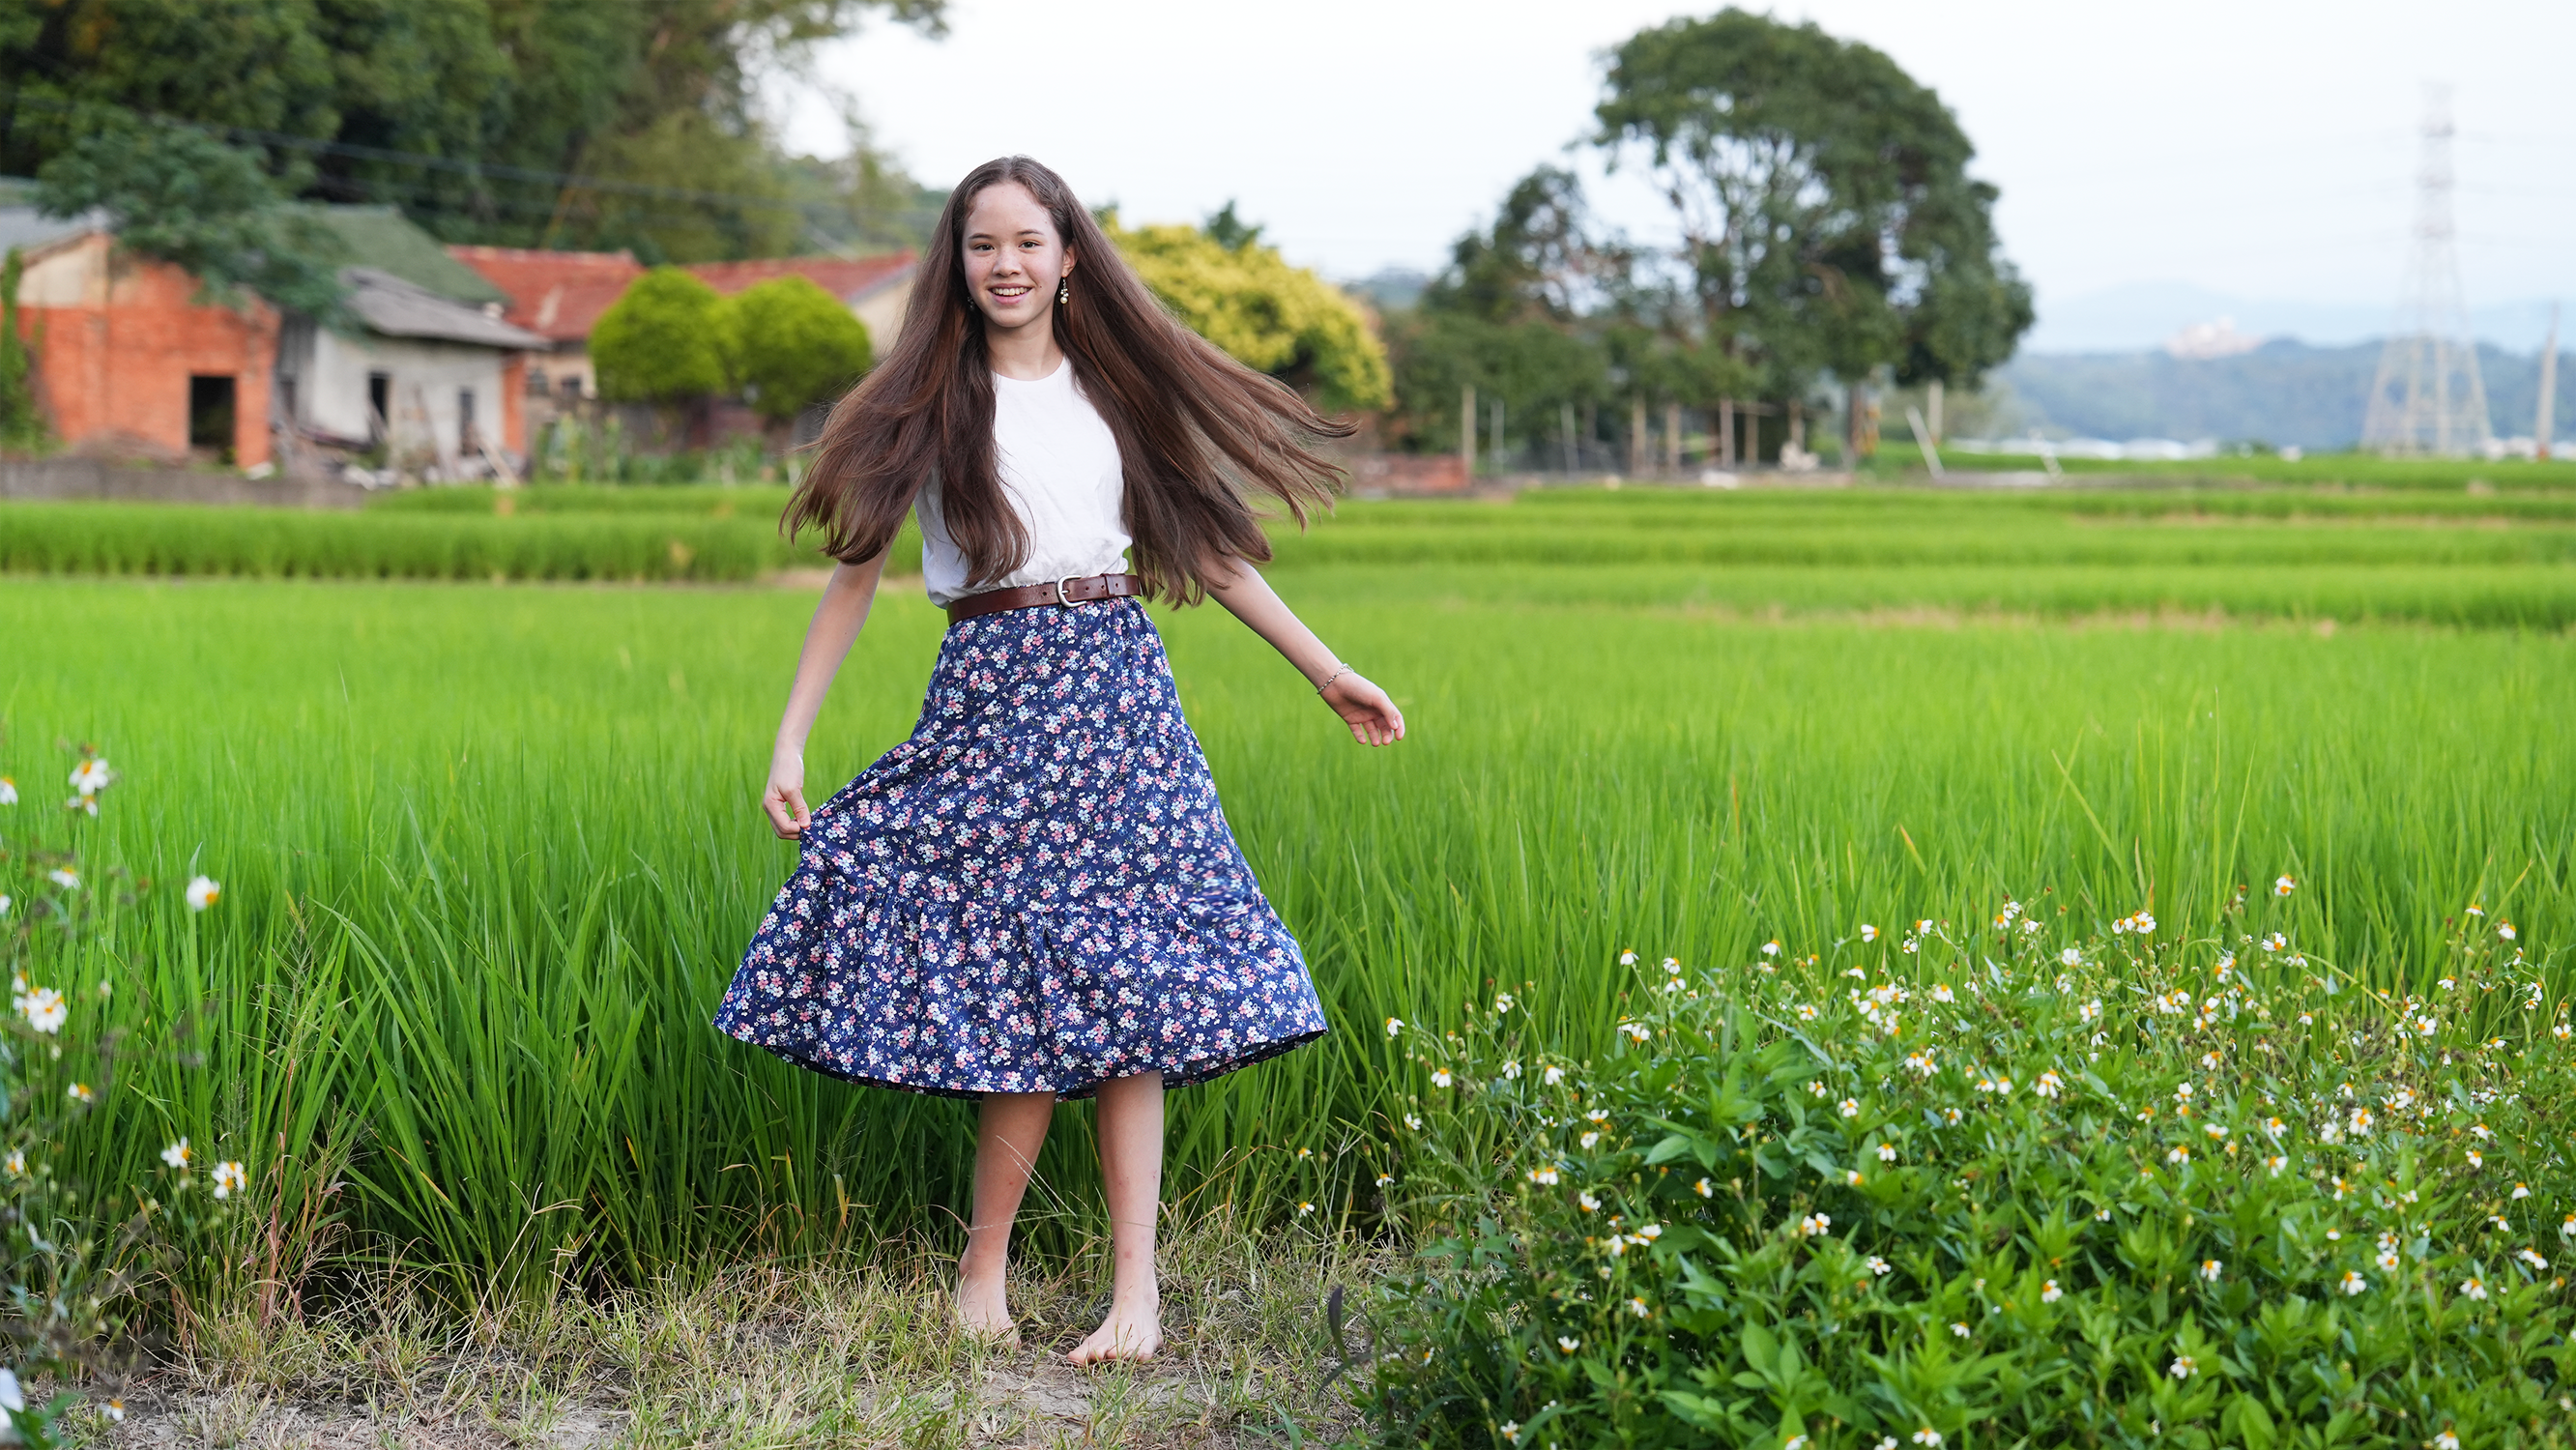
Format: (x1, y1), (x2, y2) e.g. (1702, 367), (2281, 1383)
(960, 181), (1073, 334)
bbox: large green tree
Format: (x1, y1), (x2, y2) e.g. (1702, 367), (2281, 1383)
(34, 114), (348, 316)
(1388, 167), (1666, 457)
(0, 0), (946, 263)
(1593, 9), (2031, 395)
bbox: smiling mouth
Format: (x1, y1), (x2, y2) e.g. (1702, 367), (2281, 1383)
(990, 285), (1032, 300)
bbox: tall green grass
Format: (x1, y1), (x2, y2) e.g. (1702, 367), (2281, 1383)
(0, 556), (2566, 1304)
(0, 500), (836, 581)
(1933, 450), (2576, 491)
(7, 487), (2576, 626)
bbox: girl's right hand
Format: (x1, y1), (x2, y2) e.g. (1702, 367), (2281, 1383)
(763, 748), (812, 840)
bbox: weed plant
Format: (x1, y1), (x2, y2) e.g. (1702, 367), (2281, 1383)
(1368, 908), (2568, 1450)
(0, 747), (283, 1441)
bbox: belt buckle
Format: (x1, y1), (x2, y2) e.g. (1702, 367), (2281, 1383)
(1053, 574), (1084, 608)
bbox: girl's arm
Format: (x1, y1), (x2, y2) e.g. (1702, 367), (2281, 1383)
(765, 553), (888, 838)
(1204, 558), (1404, 746)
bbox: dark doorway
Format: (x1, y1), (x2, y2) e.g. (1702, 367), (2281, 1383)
(366, 371), (391, 442)
(187, 374), (236, 461)
(458, 387), (478, 457)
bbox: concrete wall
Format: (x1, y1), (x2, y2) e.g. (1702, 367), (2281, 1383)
(525, 344), (597, 401)
(15, 233), (277, 468)
(854, 284), (908, 358)
(286, 327), (518, 472)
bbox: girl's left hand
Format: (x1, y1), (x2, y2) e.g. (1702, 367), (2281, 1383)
(1321, 674), (1405, 746)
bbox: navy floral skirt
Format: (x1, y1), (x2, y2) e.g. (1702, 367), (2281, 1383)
(713, 597), (1327, 1099)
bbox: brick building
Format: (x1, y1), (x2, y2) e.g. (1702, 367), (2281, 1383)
(3, 198), (541, 475)
(8, 218), (282, 467)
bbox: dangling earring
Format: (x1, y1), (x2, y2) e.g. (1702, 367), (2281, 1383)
(1056, 276), (1070, 306)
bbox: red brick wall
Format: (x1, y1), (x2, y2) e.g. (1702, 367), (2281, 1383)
(18, 247), (278, 468)
(1345, 452), (1469, 494)
(500, 351), (527, 454)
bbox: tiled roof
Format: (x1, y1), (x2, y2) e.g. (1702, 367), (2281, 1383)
(301, 207), (509, 305)
(0, 203), (103, 256)
(344, 268), (547, 348)
(447, 245), (645, 343)
(684, 251), (915, 304)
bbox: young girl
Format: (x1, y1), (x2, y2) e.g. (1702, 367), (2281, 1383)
(712, 157), (1404, 1366)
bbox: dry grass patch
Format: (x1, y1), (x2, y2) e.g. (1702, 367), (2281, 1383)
(82, 1214), (1374, 1449)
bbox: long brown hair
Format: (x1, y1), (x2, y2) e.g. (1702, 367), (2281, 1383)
(787, 156), (1353, 602)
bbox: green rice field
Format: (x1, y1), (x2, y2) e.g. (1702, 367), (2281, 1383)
(0, 481), (2568, 1309)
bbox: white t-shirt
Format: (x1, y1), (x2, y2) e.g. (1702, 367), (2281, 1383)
(915, 360), (1133, 606)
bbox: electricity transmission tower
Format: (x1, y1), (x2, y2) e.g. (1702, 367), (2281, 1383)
(2361, 86), (2493, 456)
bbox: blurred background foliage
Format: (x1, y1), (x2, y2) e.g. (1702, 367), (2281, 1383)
(0, 0), (949, 263)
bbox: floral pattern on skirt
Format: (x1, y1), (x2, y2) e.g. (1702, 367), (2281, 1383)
(713, 597), (1326, 1099)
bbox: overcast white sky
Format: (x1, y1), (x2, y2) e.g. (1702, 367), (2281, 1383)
(771, 0), (2576, 350)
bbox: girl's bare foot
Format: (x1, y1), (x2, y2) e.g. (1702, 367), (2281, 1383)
(1066, 1299), (1160, 1365)
(956, 1265), (1018, 1347)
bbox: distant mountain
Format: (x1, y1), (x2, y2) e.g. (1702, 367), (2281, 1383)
(1346, 267), (1430, 310)
(2026, 280), (2566, 354)
(1999, 339), (2572, 449)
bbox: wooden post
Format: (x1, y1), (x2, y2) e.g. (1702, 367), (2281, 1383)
(1560, 400), (1577, 474)
(1462, 385), (1476, 478)
(1926, 379), (1944, 446)
(1490, 397), (1504, 472)
(1747, 408), (1759, 468)
(1718, 396), (1735, 468)
(1628, 398), (1645, 475)
(1664, 399), (1681, 474)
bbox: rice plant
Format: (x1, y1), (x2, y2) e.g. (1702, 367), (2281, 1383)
(0, 493), (2566, 1309)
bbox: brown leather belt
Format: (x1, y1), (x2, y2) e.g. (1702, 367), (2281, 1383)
(945, 571), (1146, 624)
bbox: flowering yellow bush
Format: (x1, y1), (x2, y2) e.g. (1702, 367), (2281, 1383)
(1107, 218), (1392, 414)
(1366, 900), (2570, 1450)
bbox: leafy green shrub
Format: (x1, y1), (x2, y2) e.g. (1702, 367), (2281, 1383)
(1112, 215), (1392, 413)
(723, 276), (872, 423)
(1367, 897), (2571, 1449)
(592, 268), (729, 405)
(0, 247), (46, 451)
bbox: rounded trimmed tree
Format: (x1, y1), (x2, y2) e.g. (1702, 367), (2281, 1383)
(592, 267), (729, 405)
(722, 275), (874, 424)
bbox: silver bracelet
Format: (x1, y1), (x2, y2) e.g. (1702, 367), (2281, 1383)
(1315, 664), (1354, 696)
